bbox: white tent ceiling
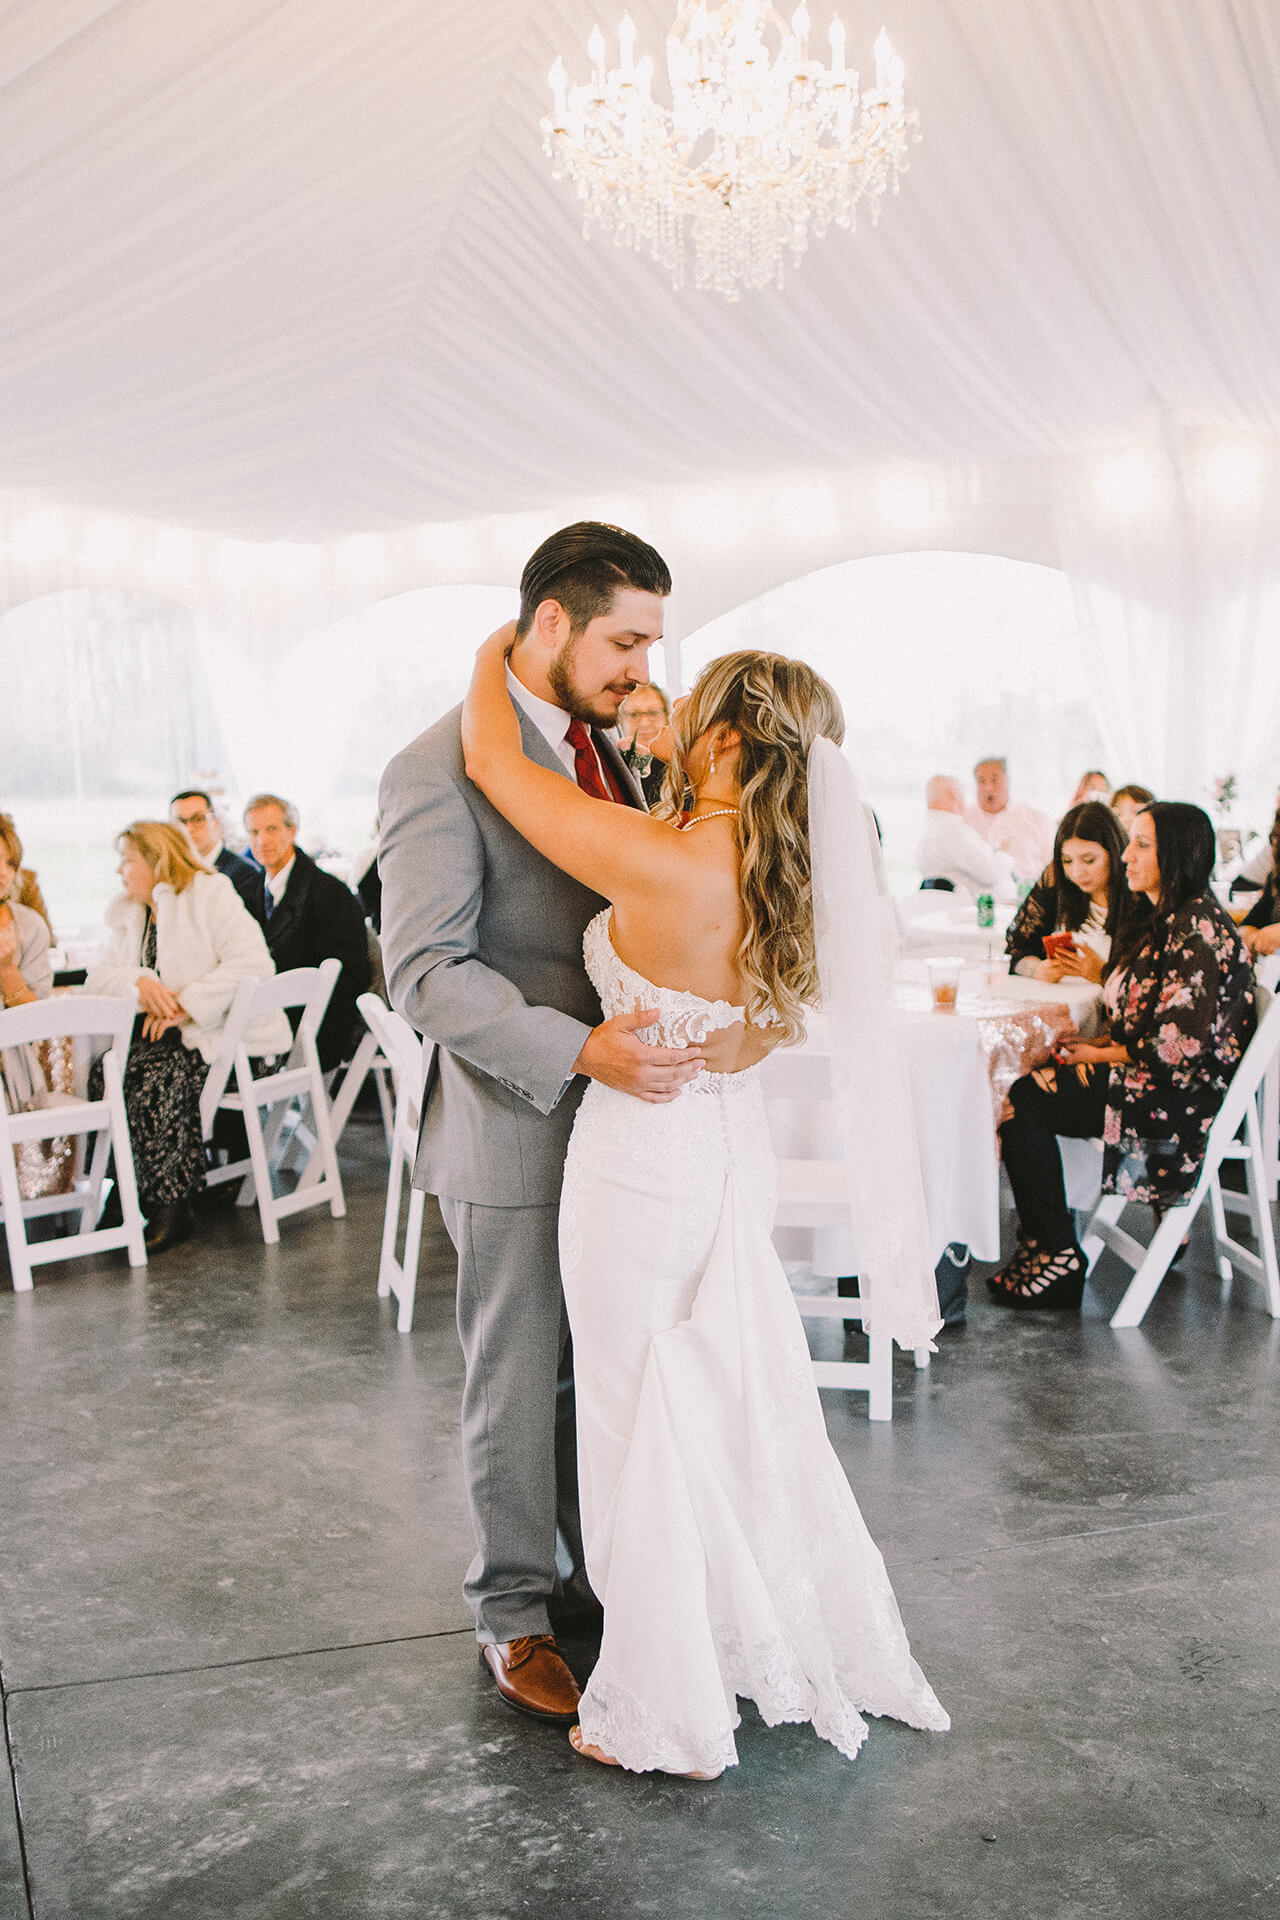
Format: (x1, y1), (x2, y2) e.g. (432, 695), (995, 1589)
(3, 0), (1278, 541)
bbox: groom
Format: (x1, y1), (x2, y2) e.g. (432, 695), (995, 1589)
(378, 522), (705, 1723)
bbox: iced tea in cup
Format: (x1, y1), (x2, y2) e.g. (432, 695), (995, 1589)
(926, 956), (962, 1012)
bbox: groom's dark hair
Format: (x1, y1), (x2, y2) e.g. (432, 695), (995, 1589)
(516, 522), (671, 637)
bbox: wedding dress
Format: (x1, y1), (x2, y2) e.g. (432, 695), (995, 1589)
(558, 909), (950, 1777)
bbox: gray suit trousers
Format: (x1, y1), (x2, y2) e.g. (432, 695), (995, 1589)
(437, 1196), (584, 1644)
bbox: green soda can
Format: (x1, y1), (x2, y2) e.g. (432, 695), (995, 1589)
(976, 892), (995, 929)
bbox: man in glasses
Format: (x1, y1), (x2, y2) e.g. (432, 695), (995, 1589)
(170, 787), (259, 906)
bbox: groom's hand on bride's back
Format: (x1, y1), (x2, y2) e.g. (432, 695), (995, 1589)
(574, 1011), (706, 1104)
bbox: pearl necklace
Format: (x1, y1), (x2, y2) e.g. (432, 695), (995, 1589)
(678, 808), (738, 831)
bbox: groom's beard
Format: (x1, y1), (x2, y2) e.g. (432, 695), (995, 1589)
(548, 637), (632, 728)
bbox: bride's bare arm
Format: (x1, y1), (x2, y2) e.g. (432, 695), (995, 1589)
(462, 626), (689, 901)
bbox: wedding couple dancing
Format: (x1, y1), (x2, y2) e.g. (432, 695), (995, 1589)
(378, 521), (947, 1778)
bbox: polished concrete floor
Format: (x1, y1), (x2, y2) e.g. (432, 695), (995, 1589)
(2, 1119), (1278, 1919)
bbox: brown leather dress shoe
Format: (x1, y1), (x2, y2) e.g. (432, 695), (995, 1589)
(481, 1635), (581, 1723)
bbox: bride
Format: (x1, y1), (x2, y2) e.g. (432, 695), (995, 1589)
(461, 631), (948, 1779)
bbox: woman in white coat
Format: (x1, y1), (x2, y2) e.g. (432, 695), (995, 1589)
(86, 821), (289, 1251)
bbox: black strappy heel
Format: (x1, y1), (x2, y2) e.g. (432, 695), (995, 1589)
(987, 1234), (1040, 1296)
(991, 1242), (1086, 1311)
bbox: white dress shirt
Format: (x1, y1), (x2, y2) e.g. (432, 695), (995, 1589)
(505, 664), (610, 791)
(917, 811), (1018, 902)
(265, 852), (296, 910)
(962, 801), (1054, 884)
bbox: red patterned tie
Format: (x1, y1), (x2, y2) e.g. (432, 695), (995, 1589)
(565, 718), (624, 803)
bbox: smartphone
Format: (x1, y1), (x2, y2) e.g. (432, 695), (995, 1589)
(1043, 931), (1078, 960)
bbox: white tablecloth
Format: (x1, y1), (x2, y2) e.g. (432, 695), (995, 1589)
(765, 965), (1104, 1269)
(896, 890), (1015, 960)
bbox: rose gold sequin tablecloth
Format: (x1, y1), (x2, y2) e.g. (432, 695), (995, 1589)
(894, 984), (1078, 1127)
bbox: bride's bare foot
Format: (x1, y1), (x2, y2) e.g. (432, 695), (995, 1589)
(568, 1725), (722, 1780)
(569, 1724), (619, 1767)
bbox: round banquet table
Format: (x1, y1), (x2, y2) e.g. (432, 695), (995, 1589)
(764, 963), (1105, 1269)
(896, 890), (1016, 960)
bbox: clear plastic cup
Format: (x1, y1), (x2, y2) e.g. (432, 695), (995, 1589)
(925, 956), (963, 1012)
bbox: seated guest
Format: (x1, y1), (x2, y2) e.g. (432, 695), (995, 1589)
(0, 812), (51, 929)
(1230, 782), (1280, 895)
(0, 820), (53, 1005)
(1109, 783), (1156, 833)
(992, 802), (1255, 1310)
(917, 775), (1017, 900)
(1069, 769), (1110, 806)
(963, 757), (1054, 882)
(349, 824), (382, 933)
(0, 829), (64, 1196)
(618, 682), (671, 807)
(1005, 801), (1131, 981)
(1240, 801), (1280, 962)
(85, 823), (288, 1253)
(242, 793), (371, 1072)
(171, 788), (259, 904)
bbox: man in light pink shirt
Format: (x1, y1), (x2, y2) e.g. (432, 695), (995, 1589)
(963, 756), (1054, 884)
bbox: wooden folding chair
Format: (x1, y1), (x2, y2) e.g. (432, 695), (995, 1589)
(200, 960), (344, 1244)
(1074, 986), (1280, 1328)
(0, 995), (146, 1290)
(356, 992), (430, 1331)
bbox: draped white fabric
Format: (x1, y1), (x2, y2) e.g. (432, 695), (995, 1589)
(3, 1), (1278, 534)
(2, 1), (1280, 787)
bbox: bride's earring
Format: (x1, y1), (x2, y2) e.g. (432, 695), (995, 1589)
(709, 748), (717, 776)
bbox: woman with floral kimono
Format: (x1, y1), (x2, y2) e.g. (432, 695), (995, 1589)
(991, 802), (1255, 1310)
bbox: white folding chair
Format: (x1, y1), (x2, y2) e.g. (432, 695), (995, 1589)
(200, 960), (345, 1244)
(1072, 986), (1280, 1329)
(328, 1028), (395, 1149)
(1262, 1044), (1279, 1203)
(290, 1026), (395, 1192)
(763, 1045), (930, 1422)
(357, 992), (430, 1331)
(0, 995), (146, 1290)
(1256, 954), (1279, 1200)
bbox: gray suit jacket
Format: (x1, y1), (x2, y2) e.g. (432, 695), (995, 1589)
(378, 703), (644, 1207)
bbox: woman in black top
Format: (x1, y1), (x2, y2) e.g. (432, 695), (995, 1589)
(1005, 800), (1132, 983)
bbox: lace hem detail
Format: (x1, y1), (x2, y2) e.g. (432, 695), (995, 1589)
(578, 1675), (741, 1778)
(714, 1626), (871, 1762)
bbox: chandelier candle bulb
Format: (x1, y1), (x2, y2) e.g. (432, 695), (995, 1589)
(829, 19), (846, 75)
(619, 13), (636, 75)
(549, 56), (568, 120)
(874, 27), (890, 92)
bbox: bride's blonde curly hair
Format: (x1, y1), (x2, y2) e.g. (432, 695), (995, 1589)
(655, 651), (845, 1044)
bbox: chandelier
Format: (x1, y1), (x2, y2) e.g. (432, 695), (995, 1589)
(542, 2), (918, 301)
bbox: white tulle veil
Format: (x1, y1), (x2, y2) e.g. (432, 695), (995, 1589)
(807, 736), (942, 1351)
